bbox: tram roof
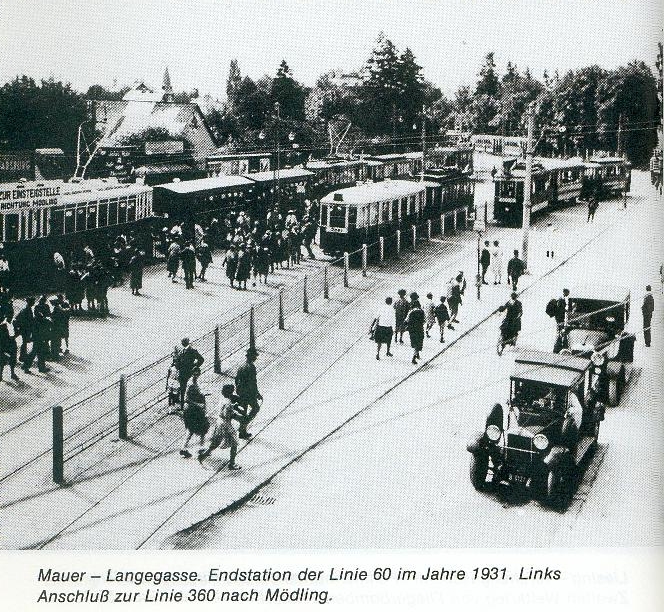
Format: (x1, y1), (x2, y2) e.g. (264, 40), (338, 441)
(61, 183), (152, 204)
(154, 175), (254, 195)
(305, 159), (364, 169)
(498, 156), (585, 178)
(243, 168), (314, 183)
(321, 179), (425, 206)
(588, 156), (628, 165)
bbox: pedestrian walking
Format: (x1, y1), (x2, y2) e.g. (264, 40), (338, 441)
(23, 296), (51, 374)
(198, 383), (242, 470)
(434, 296), (450, 343)
(14, 296), (35, 363)
(480, 241), (491, 284)
(447, 275), (462, 326)
(234, 348), (262, 439)
(587, 196), (598, 222)
(196, 240), (212, 282)
(0, 310), (19, 382)
(507, 250), (525, 291)
(404, 295), (425, 364)
(490, 240), (503, 284)
(642, 285), (654, 347)
(224, 245), (238, 288)
(424, 293), (436, 338)
(179, 367), (209, 458)
(51, 295), (71, 356)
(235, 244), (252, 290)
(167, 240), (181, 282)
(128, 249), (144, 295)
(370, 296), (395, 360)
(181, 242), (197, 290)
(175, 337), (205, 408)
(166, 360), (181, 408)
(393, 289), (410, 344)
(497, 292), (523, 355)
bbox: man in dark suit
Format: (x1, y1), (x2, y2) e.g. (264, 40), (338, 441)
(235, 348), (262, 439)
(642, 285), (654, 347)
(181, 242), (197, 290)
(507, 250), (525, 291)
(480, 241), (491, 284)
(14, 296), (35, 363)
(176, 337), (204, 407)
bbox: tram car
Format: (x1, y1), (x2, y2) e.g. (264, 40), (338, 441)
(493, 157), (587, 227)
(583, 157), (631, 199)
(304, 158), (367, 200)
(319, 180), (426, 255)
(0, 179), (153, 288)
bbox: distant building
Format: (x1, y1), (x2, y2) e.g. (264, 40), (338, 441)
(88, 69), (217, 184)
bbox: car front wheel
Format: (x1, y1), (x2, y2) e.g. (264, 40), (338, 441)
(470, 453), (490, 491)
(544, 464), (573, 509)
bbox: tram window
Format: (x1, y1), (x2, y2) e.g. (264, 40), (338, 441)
(329, 204), (346, 228)
(108, 199), (118, 225)
(118, 200), (127, 224)
(381, 201), (389, 222)
(348, 207), (358, 228)
(50, 208), (64, 236)
(127, 197), (136, 222)
(500, 182), (516, 197)
(400, 198), (407, 218)
(98, 201), (108, 227)
(5, 213), (18, 242)
(87, 205), (98, 229)
(370, 202), (379, 225)
(320, 204), (328, 226)
(392, 199), (399, 220)
(64, 209), (75, 234)
(34, 209), (42, 237)
(76, 206), (86, 231)
(24, 210), (32, 240)
(409, 195), (415, 214)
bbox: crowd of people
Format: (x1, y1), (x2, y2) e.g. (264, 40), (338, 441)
(0, 291), (71, 381)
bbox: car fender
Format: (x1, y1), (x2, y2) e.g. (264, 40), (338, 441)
(543, 446), (570, 469)
(467, 430), (487, 455)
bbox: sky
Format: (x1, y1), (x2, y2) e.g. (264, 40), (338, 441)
(0, 0), (661, 100)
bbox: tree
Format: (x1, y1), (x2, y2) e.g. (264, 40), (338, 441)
(0, 76), (87, 154)
(472, 53), (501, 133)
(396, 48), (425, 132)
(596, 61), (658, 164)
(86, 84), (128, 101)
(234, 76), (271, 131)
(270, 60), (307, 121)
(475, 52), (500, 98)
(226, 59), (242, 111)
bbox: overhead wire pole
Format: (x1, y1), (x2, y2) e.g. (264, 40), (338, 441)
(522, 101), (536, 270)
(421, 104), (426, 182)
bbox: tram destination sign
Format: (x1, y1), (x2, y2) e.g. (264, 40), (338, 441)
(0, 184), (61, 211)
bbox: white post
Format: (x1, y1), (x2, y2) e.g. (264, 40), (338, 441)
(522, 102), (536, 269)
(362, 243), (367, 277)
(379, 236), (384, 265)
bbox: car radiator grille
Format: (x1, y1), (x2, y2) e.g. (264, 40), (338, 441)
(506, 434), (533, 466)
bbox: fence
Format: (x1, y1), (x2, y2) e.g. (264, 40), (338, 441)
(51, 205), (471, 483)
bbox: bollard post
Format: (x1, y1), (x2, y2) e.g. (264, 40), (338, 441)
(412, 225), (417, 252)
(214, 325), (221, 374)
(452, 209), (457, 231)
(249, 306), (256, 351)
(303, 275), (309, 313)
(323, 265), (329, 299)
(396, 229), (401, 256)
(441, 213), (445, 235)
(379, 236), (384, 265)
(462, 207), (467, 229)
(427, 219), (432, 241)
(118, 374), (128, 440)
(343, 252), (349, 287)
(278, 289), (285, 330)
(52, 406), (64, 484)
(362, 244), (367, 277)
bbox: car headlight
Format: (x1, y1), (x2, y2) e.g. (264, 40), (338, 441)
(533, 434), (549, 450)
(485, 424), (502, 442)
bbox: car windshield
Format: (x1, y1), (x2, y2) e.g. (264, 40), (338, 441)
(569, 299), (624, 331)
(511, 380), (565, 426)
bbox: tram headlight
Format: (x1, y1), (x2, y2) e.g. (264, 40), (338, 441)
(485, 424), (502, 442)
(533, 434), (549, 451)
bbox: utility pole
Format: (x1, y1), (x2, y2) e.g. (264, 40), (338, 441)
(522, 102), (536, 270)
(421, 105), (426, 181)
(617, 113), (624, 158)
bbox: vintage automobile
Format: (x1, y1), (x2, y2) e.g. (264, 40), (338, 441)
(467, 351), (605, 508)
(563, 285), (634, 405)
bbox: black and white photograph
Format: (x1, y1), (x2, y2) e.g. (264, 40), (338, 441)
(0, 0), (662, 608)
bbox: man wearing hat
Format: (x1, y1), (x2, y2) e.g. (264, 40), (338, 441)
(234, 348), (262, 439)
(393, 289), (410, 344)
(176, 337), (204, 409)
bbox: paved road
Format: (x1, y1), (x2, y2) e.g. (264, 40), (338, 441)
(167, 169), (663, 549)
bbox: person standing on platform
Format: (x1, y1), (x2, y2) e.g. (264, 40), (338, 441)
(507, 250), (525, 291)
(235, 348), (262, 440)
(404, 295), (425, 364)
(196, 239), (212, 282)
(15, 296), (35, 363)
(224, 245), (238, 289)
(480, 241), (491, 284)
(128, 248), (144, 296)
(181, 242), (197, 290)
(0, 309), (19, 382)
(235, 244), (252, 290)
(642, 285), (654, 347)
(23, 296), (51, 374)
(393, 289), (410, 344)
(491, 240), (503, 284)
(434, 296), (450, 343)
(370, 296), (395, 360)
(198, 383), (242, 470)
(167, 240), (181, 282)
